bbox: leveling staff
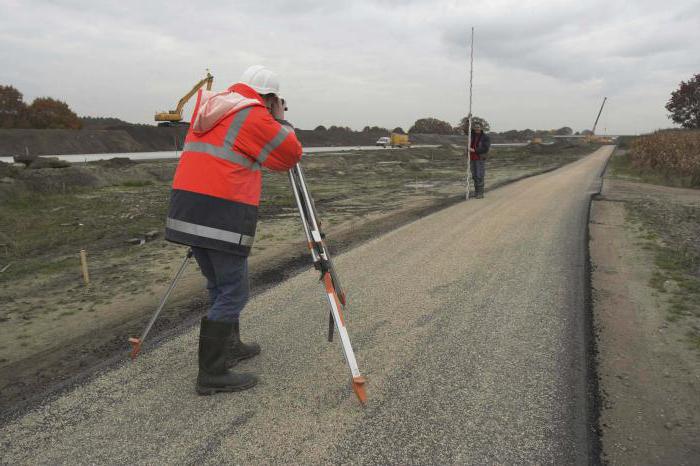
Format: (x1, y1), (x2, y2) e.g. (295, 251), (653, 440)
(165, 65), (303, 395)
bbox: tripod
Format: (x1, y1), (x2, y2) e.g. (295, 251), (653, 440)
(289, 163), (367, 405)
(128, 249), (193, 360)
(128, 164), (367, 404)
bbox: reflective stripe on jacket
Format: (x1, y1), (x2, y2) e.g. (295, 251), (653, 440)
(165, 83), (303, 256)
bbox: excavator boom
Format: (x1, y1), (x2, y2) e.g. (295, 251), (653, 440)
(155, 71), (214, 124)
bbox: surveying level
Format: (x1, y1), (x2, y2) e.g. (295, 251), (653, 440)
(289, 163), (368, 405)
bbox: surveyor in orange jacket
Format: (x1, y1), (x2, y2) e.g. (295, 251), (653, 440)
(165, 65), (303, 395)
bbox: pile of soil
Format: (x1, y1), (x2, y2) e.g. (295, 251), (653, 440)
(0, 126), (188, 157)
(0, 127), (474, 158)
(0, 158), (175, 196)
(295, 128), (390, 146)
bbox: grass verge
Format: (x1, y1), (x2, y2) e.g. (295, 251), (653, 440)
(610, 150), (700, 350)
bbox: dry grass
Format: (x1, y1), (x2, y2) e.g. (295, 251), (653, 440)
(628, 130), (700, 187)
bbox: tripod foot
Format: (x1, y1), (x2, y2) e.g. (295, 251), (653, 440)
(352, 376), (368, 405)
(128, 337), (142, 360)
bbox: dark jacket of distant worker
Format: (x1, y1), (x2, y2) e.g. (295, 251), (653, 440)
(468, 122), (491, 199)
(165, 65), (303, 395)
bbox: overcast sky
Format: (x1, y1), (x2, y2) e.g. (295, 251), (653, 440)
(1, 0), (698, 134)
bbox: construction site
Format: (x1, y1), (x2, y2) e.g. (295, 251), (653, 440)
(1, 1), (700, 464)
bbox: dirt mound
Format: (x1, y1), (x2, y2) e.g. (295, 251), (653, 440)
(1, 126), (461, 157)
(0, 160), (19, 178)
(28, 157), (71, 169)
(0, 127), (188, 157)
(0, 159), (177, 196)
(116, 125), (188, 151)
(295, 129), (384, 146)
(89, 157), (137, 168)
(17, 166), (102, 193)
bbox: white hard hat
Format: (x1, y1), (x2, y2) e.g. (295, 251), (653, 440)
(239, 65), (280, 95)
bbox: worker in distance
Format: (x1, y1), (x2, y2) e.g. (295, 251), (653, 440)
(467, 120), (491, 198)
(164, 65), (303, 395)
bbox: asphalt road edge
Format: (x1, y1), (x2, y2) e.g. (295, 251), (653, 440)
(584, 147), (614, 465)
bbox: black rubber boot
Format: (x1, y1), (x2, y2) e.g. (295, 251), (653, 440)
(476, 182), (485, 199)
(197, 317), (257, 395)
(227, 321), (261, 367)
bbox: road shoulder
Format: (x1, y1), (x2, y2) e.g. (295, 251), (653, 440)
(591, 177), (700, 464)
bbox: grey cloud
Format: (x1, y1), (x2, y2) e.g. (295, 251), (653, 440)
(440, 0), (698, 89)
(1, 0), (697, 134)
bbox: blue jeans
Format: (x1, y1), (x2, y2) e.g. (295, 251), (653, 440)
(470, 159), (486, 190)
(191, 247), (249, 323)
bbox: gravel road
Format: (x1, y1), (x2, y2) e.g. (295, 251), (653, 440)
(0, 146), (613, 465)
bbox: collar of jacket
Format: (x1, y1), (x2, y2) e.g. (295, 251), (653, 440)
(191, 83), (264, 134)
(229, 83), (265, 103)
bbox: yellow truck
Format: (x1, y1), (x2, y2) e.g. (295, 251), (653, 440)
(390, 133), (411, 148)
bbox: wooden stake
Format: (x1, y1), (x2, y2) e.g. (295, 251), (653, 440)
(80, 249), (90, 285)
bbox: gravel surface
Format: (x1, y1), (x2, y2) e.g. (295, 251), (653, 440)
(0, 147), (612, 465)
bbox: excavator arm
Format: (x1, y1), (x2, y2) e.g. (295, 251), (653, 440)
(155, 71), (214, 123)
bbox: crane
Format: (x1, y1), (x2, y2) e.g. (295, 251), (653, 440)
(155, 71), (214, 126)
(585, 97), (615, 143)
(591, 97), (607, 135)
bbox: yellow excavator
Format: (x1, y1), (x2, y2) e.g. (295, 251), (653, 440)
(155, 71), (214, 126)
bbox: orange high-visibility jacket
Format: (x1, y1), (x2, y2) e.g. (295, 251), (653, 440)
(165, 83), (303, 256)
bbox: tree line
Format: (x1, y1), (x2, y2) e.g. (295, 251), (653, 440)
(311, 117), (494, 135)
(0, 85), (82, 129)
(408, 116), (492, 134)
(4, 73), (696, 133)
(312, 125), (408, 134)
